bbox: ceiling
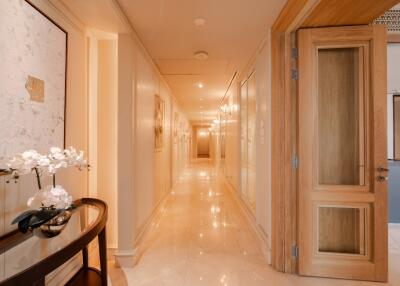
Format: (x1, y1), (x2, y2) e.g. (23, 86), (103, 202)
(59, 0), (286, 123)
(116, 0), (286, 123)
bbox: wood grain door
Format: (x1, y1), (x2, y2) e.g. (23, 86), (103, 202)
(298, 25), (388, 281)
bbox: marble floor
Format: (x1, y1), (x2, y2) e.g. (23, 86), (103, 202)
(104, 162), (400, 285)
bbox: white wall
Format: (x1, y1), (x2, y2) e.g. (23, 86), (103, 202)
(134, 41), (157, 230)
(115, 33), (190, 266)
(387, 43), (400, 159)
(220, 33), (273, 260)
(254, 38), (272, 249)
(172, 107), (191, 185)
(134, 38), (189, 232)
(97, 39), (118, 247)
(117, 33), (135, 259)
(388, 43), (400, 93)
(221, 79), (241, 191)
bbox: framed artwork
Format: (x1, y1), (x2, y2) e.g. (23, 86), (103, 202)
(173, 112), (179, 144)
(155, 95), (165, 152)
(0, 0), (67, 163)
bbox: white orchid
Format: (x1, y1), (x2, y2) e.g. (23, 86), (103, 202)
(27, 185), (73, 209)
(6, 146), (88, 210)
(64, 146), (87, 169)
(45, 147), (65, 174)
(7, 146), (87, 175)
(8, 149), (42, 174)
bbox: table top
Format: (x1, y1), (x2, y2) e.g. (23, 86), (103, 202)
(0, 198), (107, 285)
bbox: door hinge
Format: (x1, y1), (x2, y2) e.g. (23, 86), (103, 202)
(291, 69), (298, 80)
(292, 245), (299, 258)
(291, 47), (298, 59)
(292, 154), (299, 169)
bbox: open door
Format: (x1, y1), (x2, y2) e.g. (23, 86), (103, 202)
(298, 25), (388, 281)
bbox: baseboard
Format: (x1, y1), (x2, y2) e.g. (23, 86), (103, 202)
(114, 249), (136, 268)
(107, 243), (118, 249)
(114, 189), (171, 267)
(221, 174), (272, 264)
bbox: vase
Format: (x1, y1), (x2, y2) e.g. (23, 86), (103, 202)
(34, 210), (72, 238)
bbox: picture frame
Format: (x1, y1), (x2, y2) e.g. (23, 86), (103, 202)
(0, 0), (67, 168)
(155, 95), (165, 152)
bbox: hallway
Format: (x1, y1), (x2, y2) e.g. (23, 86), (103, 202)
(108, 163), (400, 286)
(122, 162), (266, 285)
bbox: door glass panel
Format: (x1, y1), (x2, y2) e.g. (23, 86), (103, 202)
(318, 48), (363, 185)
(318, 206), (366, 255)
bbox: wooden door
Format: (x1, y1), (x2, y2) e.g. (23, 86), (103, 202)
(298, 25), (388, 281)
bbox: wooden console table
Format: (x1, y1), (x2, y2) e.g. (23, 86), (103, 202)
(0, 198), (108, 286)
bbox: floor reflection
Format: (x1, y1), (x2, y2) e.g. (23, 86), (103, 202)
(106, 162), (400, 286)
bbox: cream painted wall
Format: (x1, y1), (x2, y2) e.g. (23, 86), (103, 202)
(117, 33), (135, 258)
(219, 33), (273, 260)
(134, 43), (158, 230)
(154, 81), (172, 206)
(388, 43), (400, 93)
(171, 106), (191, 186)
(134, 38), (189, 233)
(0, 0), (88, 284)
(254, 39), (272, 249)
(209, 128), (220, 163)
(221, 79), (241, 191)
(97, 39), (118, 247)
(115, 33), (190, 264)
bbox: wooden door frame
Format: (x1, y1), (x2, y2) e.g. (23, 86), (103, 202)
(270, 0), (400, 274)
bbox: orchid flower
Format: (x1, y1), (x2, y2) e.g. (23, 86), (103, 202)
(6, 146), (88, 210)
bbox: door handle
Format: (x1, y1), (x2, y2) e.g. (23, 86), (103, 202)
(377, 167), (389, 173)
(377, 175), (388, 182)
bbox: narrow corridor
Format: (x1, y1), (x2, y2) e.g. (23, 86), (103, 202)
(122, 162), (267, 285)
(108, 163), (400, 286)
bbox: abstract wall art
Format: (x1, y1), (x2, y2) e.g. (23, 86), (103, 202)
(0, 0), (67, 163)
(155, 94), (165, 152)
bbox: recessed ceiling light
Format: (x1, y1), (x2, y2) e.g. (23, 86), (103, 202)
(194, 51), (208, 60)
(193, 18), (206, 27)
(198, 82), (204, 88)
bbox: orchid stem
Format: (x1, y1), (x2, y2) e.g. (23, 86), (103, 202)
(34, 167), (41, 190)
(53, 173), (56, 188)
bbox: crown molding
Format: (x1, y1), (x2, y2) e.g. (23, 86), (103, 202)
(43, 0), (86, 33)
(107, 0), (184, 112)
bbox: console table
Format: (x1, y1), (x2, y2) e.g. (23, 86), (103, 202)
(0, 198), (108, 286)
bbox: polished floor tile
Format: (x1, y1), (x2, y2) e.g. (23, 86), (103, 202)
(112, 163), (400, 286)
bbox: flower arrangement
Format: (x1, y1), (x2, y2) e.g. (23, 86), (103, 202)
(7, 147), (87, 209)
(5, 147), (87, 235)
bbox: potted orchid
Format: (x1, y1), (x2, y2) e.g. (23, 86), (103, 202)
(6, 147), (87, 237)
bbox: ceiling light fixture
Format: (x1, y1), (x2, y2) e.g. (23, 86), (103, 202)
(194, 51), (208, 60)
(198, 82), (204, 88)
